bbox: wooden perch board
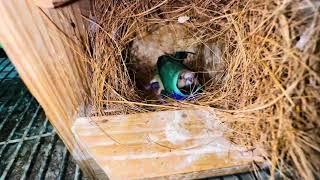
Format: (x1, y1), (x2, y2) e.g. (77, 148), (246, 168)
(73, 110), (264, 179)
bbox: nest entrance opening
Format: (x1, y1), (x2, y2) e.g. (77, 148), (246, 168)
(127, 24), (226, 101)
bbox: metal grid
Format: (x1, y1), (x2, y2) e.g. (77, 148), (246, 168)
(0, 57), (84, 180)
(0, 57), (271, 180)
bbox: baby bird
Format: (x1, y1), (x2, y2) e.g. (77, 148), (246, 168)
(147, 74), (164, 96)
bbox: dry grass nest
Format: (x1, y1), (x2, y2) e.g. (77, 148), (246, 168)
(85, 0), (320, 179)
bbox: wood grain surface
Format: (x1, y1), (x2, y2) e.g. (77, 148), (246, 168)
(73, 110), (264, 179)
(33, 0), (78, 8)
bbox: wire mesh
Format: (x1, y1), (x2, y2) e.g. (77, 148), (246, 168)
(0, 58), (83, 180)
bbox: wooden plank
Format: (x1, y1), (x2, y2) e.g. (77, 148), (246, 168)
(0, 0), (98, 178)
(73, 110), (264, 179)
(33, 0), (77, 8)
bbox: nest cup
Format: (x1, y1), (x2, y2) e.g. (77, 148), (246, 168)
(88, 0), (320, 179)
(129, 27), (215, 100)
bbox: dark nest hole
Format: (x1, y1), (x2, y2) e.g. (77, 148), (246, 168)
(124, 41), (225, 102)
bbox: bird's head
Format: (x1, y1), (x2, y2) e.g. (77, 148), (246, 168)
(177, 70), (198, 88)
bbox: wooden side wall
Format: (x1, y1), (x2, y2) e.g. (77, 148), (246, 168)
(0, 0), (96, 178)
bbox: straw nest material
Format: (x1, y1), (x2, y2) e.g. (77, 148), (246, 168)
(86, 0), (320, 179)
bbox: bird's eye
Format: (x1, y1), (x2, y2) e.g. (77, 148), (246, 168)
(151, 82), (160, 89)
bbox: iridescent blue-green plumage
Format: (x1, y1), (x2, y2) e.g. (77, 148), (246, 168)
(156, 51), (201, 100)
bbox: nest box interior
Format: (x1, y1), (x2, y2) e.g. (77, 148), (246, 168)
(127, 24), (225, 100)
(75, 24), (265, 178)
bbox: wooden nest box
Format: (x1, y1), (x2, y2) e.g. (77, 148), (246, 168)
(0, 0), (264, 179)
